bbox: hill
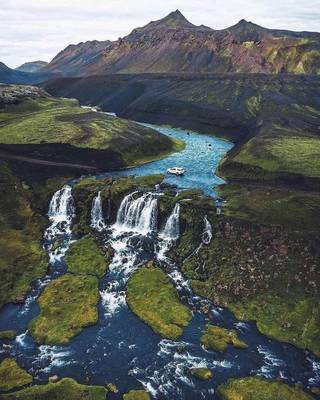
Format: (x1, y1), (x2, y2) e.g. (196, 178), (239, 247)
(0, 61), (56, 84)
(0, 84), (181, 180)
(16, 61), (48, 73)
(43, 73), (320, 188)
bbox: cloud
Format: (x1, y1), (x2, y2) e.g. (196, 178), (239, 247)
(1, 0), (319, 68)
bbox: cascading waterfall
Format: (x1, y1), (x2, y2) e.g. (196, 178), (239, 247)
(159, 202), (180, 240)
(113, 192), (158, 235)
(91, 191), (105, 231)
(101, 191), (160, 316)
(201, 215), (212, 245)
(157, 202), (180, 262)
(44, 185), (75, 262)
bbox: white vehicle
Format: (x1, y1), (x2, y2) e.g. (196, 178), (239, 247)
(167, 167), (185, 176)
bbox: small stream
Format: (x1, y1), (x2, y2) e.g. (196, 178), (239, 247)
(0, 124), (319, 399)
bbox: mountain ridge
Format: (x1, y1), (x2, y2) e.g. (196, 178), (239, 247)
(42, 10), (320, 76)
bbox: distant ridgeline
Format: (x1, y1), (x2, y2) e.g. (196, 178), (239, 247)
(1, 10), (320, 84)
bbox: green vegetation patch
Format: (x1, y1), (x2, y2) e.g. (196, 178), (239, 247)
(229, 294), (320, 357)
(0, 91), (182, 171)
(176, 195), (320, 356)
(226, 134), (320, 180)
(0, 164), (47, 308)
(66, 236), (110, 278)
(29, 274), (99, 345)
(0, 330), (16, 340)
(217, 184), (320, 232)
(135, 174), (164, 188)
(127, 265), (192, 340)
(123, 390), (151, 400)
(217, 376), (314, 400)
(0, 378), (106, 400)
(190, 368), (213, 380)
(200, 324), (247, 352)
(0, 358), (32, 392)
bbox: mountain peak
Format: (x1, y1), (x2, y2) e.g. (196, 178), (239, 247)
(157, 9), (194, 27)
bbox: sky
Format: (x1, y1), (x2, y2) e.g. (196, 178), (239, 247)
(1, 0), (320, 68)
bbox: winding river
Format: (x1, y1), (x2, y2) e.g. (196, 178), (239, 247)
(0, 123), (319, 400)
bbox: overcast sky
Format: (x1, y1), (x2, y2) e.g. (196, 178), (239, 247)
(1, 0), (320, 68)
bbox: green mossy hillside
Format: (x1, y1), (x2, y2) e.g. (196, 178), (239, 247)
(66, 236), (111, 278)
(0, 378), (106, 400)
(190, 368), (213, 380)
(217, 184), (320, 232)
(0, 163), (47, 308)
(200, 325), (247, 352)
(172, 198), (320, 356)
(0, 94), (172, 152)
(228, 294), (320, 357)
(0, 86), (182, 172)
(29, 274), (99, 345)
(123, 390), (151, 400)
(126, 265), (192, 340)
(217, 377), (314, 400)
(0, 358), (32, 392)
(218, 105), (320, 187)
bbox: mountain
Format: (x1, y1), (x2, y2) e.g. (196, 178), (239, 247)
(43, 10), (320, 76)
(16, 60), (48, 73)
(0, 61), (60, 84)
(42, 40), (111, 76)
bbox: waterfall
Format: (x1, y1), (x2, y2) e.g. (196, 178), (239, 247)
(48, 185), (74, 226)
(159, 203), (180, 240)
(201, 215), (212, 245)
(114, 192), (158, 235)
(91, 191), (105, 231)
(157, 202), (180, 261)
(44, 185), (75, 262)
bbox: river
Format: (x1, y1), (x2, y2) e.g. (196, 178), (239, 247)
(0, 123), (319, 400)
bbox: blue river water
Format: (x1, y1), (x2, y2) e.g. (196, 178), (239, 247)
(103, 123), (233, 197)
(0, 123), (319, 400)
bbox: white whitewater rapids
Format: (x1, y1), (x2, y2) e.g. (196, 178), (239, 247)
(98, 192), (160, 316)
(44, 185), (75, 262)
(113, 191), (158, 235)
(91, 192), (185, 317)
(157, 202), (181, 262)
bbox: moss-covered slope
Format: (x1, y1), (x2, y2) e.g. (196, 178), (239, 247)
(0, 84), (182, 174)
(171, 196), (320, 356)
(0, 163), (47, 307)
